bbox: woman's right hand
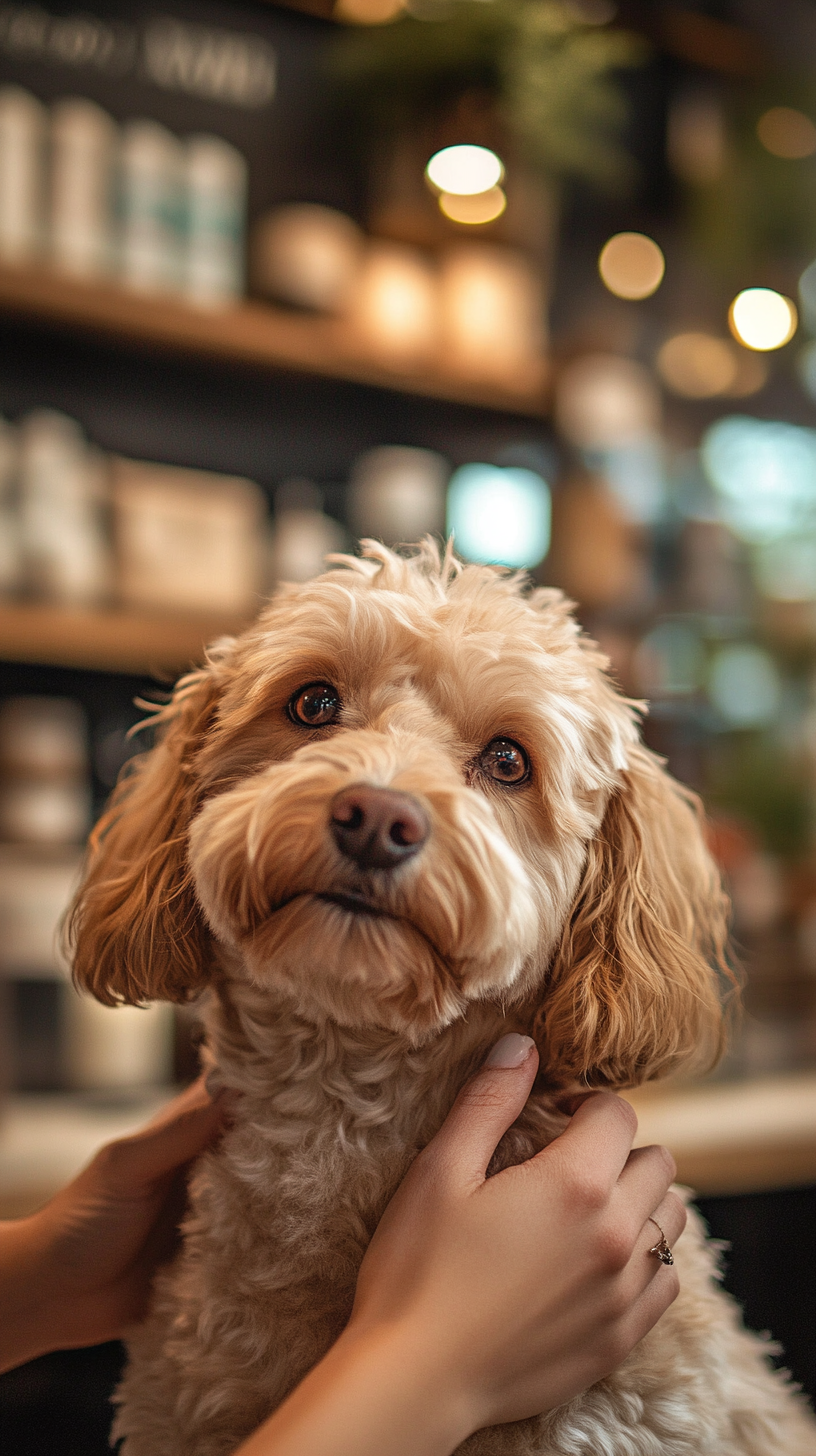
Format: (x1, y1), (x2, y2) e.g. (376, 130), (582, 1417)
(347, 1032), (685, 1437)
(238, 1033), (684, 1456)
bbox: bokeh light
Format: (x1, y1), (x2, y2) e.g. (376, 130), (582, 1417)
(701, 415), (816, 542)
(729, 288), (797, 351)
(334, 0), (405, 23)
(425, 146), (504, 197)
(756, 106), (816, 159)
(438, 187), (506, 225)
(351, 243), (437, 358)
(555, 354), (660, 449)
(593, 438), (666, 525)
(797, 340), (816, 399)
(447, 464), (551, 568)
(798, 258), (816, 332)
(708, 644), (780, 728)
(634, 622), (704, 698)
(657, 332), (737, 397)
(755, 537), (816, 602)
(598, 232), (665, 300)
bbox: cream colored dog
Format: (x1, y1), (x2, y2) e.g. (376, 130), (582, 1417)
(69, 541), (815, 1455)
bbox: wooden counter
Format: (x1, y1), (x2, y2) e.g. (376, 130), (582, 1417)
(1, 1071), (814, 1218)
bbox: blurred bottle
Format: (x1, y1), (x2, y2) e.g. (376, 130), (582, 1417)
(0, 86), (47, 261)
(185, 134), (247, 306)
(251, 204), (364, 312)
(0, 416), (20, 595)
(269, 480), (345, 583)
(50, 97), (118, 278)
(0, 697), (90, 846)
(439, 245), (544, 385)
(18, 410), (111, 605)
(348, 447), (448, 544)
(120, 119), (184, 293)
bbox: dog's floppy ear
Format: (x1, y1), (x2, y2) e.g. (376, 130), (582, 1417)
(67, 666), (221, 1006)
(535, 745), (733, 1088)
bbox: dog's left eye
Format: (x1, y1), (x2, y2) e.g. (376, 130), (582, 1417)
(289, 683), (341, 727)
(478, 738), (530, 786)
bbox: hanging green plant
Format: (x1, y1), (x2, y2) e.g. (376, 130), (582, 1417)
(329, 0), (647, 190)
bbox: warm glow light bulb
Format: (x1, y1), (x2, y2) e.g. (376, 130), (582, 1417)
(425, 145), (504, 197)
(756, 107), (816, 159)
(334, 0), (405, 23)
(729, 288), (797, 351)
(598, 232), (665, 300)
(438, 186), (506, 225)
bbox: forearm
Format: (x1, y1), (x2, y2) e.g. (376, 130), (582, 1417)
(0, 1215), (56, 1373)
(233, 1323), (473, 1456)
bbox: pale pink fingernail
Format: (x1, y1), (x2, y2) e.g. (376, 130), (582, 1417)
(484, 1033), (536, 1069)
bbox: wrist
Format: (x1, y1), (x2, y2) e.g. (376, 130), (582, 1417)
(336, 1319), (478, 1450)
(236, 1317), (477, 1456)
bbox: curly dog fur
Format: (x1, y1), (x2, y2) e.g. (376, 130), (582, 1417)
(69, 541), (816, 1455)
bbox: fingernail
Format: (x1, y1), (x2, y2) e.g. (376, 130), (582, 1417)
(484, 1033), (536, 1069)
(205, 1070), (225, 1100)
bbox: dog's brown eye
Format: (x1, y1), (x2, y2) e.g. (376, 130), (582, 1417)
(289, 683), (341, 727)
(479, 738), (529, 786)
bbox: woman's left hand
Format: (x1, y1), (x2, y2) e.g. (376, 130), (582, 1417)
(0, 1074), (232, 1373)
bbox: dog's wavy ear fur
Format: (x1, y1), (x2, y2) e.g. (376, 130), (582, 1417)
(67, 666), (220, 1006)
(535, 745), (733, 1088)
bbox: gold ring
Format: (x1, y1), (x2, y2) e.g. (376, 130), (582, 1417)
(647, 1215), (674, 1265)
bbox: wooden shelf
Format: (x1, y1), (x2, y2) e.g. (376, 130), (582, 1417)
(626, 1071), (816, 1197)
(0, 260), (548, 417)
(0, 601), (249, 676)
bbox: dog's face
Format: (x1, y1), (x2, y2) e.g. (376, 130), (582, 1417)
(70, 543), (730, 1084)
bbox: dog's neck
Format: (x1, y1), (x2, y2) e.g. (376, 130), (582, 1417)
(202, 956), (523, 1149)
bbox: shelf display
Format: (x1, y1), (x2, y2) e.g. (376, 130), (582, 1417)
(0, 259), (549, 412)
(0, 84), (250, 305)
(112, 457), (267, 615)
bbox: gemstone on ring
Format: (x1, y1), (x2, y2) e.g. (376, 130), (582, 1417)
(647, 1216), (674, 1265)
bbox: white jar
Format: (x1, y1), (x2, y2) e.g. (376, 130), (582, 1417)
(185, 133), (247, 306)
(0, 86), (47, 261)
(50, 97), (118, 278)
(18, 410), (112, 605)
(348, 447), (449, 544)
(120, 118), (185, 293)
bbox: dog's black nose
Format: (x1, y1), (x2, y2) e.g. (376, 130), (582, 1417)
(330, 785), (429, 870)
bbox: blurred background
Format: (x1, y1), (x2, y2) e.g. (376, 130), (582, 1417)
(0, 0), (814, 1447)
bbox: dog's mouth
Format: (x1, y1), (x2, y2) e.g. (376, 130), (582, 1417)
(316, 891), (389, 919)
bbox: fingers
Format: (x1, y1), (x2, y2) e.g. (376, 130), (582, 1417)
(613, 1142), (678, 1243)
(536, 1091), (638, 1187)
(423, 1035), (539, 1184)
(611, 1188), (686, 1311)
(93, 1076), (232, 1195)
(614, 1237), (682, 1358)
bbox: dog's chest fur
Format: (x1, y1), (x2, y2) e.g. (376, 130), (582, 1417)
(112, 981), (816, 1456)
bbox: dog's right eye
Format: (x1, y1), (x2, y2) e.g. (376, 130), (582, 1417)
(288, 683), (341, 727)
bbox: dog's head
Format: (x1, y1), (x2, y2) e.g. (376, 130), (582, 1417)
(69, 541), (730, 1085)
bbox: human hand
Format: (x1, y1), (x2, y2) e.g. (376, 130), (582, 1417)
(0, 1074), (232, 1373)
(344, 1033), (684, 1440)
